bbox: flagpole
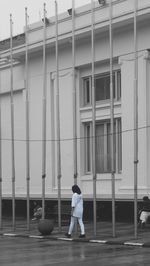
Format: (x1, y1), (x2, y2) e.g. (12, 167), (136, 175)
(91, 0), (97, 236)
(10, 14), (16, 231)
(41, 3), (47, 219)
(133, 0), (138, 239)
(109, 0), (116, 238)
(25, 7), (30, 230)
(55, 0), (62, 232)
(0, 60), (2, 230)
(72, 0), (77, 185)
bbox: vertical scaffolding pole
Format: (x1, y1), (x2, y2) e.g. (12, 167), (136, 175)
(0, 62), (2, 230)
(10, 14), (16, 231)
(109, 0), (116, 238)
(25, 8), (30, 230)
(41, 3), (47, 219)
(72, 0), (77, 185)
(133, 0), (138, 239)
(55, 0), (62, 232)
(91, 0), (97, 236)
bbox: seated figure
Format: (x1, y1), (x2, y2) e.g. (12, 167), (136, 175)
(32, 201), (42, 221)
(138, 196), (150, 228)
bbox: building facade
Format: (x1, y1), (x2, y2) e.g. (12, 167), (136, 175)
(0, 0), (150, 207)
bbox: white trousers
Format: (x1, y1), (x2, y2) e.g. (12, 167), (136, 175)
(68, 216), (85, 235)
(140, 211), (150, 223)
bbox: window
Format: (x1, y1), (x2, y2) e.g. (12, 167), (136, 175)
(83, 77), (91, 106)
(82, 70), (121, 106)
(84, 118), (122, 174)
(85, 124), (91, 172)
(95, 73), (116, 101)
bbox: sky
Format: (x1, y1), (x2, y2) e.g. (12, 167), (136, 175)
(0, 0), (91, 40)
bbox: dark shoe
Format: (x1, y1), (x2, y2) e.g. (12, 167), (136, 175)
(79, 234), (86, 238)
(65, 233), (71, 238)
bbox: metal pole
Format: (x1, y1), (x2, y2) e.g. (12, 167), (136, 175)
(133, 0), (138, 239)
(41, 3), (47, 219)
(0, 60), (2, 230)
(109, 0), (116, 238)
(55, 0), (62, 232)
(91, 0), (97, 236)
(10, 14), (16, 231)
(71, 3), (78, 237)
(25, 7), (30, 230)
(72, 0), (77, 185)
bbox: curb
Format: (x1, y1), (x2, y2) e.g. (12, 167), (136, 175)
(0, 232), (149, 247)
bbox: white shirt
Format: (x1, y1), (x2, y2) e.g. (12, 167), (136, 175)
(71, 192), (83, 218)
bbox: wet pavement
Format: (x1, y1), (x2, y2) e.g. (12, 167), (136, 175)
(1, 219), (150, 265)
(0, 218), (150, 247)
(1, 233), (150, 266)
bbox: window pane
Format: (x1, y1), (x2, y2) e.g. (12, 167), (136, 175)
(96, 124), (104, 173)
(95, 75), (110, 101)
(82, 70), (121, 106)
(118, 119), (122, 172)
(84, 78), (91, 105)
(95, 73), (116, 102)
(117, 71), (121, 99)
(86, 124), (91, 172)
(107, 122), (116, 172)
(85, 119), (122, 174)
(107, 123), (111, 172)
(105, 75), (110, 100)
(113, 74), (116, 99)
(95, 77), (106, 101)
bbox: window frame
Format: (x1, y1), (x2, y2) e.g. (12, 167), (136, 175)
(84, 118), (122, 174)
(82, 70), (121, 106)
(83, 76), (92, 106)
(84, 122), (92, 173)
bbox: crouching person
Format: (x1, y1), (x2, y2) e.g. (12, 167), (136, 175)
(138, 196), (150, 228)
(32, 201), (42, 221)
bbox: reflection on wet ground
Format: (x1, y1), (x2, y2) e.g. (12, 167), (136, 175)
(0, 236), (150, 266)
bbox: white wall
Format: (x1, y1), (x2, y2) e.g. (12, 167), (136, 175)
(1, 0), (150, 199)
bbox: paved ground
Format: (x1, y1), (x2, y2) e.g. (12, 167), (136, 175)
(0, 227), (150, 266)
(1, 219), (150, 266)
(0, 218), (150, 247)
(1, 230), (150, 266)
